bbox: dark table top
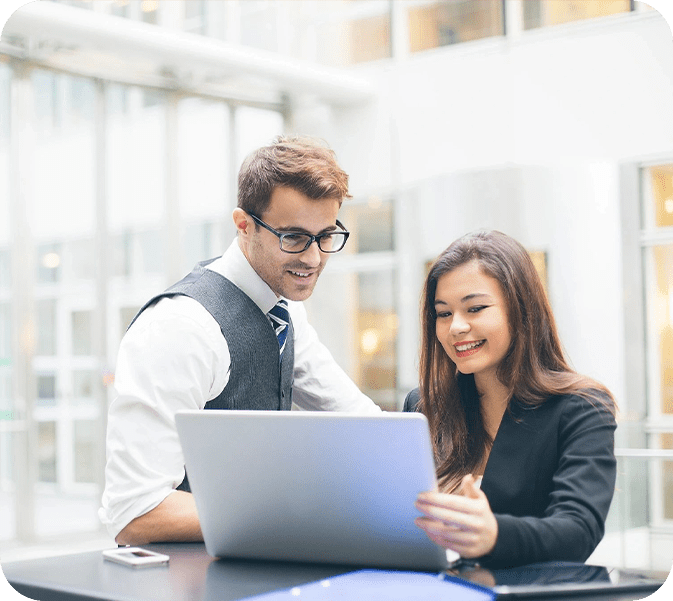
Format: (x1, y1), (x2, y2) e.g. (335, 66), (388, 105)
(3, 543), (357, 601)
(2, 543), (665, 601)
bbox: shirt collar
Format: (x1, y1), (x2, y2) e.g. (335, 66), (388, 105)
(208, 238), (281, 315)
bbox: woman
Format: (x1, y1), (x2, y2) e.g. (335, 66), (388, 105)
(406, 230), (617, 569)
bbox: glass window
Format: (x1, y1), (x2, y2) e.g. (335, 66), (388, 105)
(643, 164), (673, 419)
(648, 164), (673, 228)
(523, 0), (631, 30)
(641, 162), (673, 536)
(142, 87), (164, 109)
(0, 431), (13, 483)
(0, 66), (9, 284)
(111, 0), (130, 18)
(184, 0), (207, 34)
(184, 221), (215, 274)
(349, 12), (391, 63)
(37, 243), (62, 284)
(74, 420), (96, 483)
(68, 77), (95, 125)
(305, 268), (397, 411)
(107, 84), (165, 257)
(0, 302), (9, 364)
(36, 298), (57, 356)
(140, 0), (159, 25)
(31, 70), (58, 131)
(0, 431), (15, 541)
(0, 371), (11, 413)
(120, 306), (141, 339)
(36, 374), (57, 407)
(137, 230), (164, 275)
(0, 249), (9, 289)
(110, 231), (132, 278)
(341, 200), (394, 254)
(30, 71), (96, 244)
(662, 434), (673, 521)
(107, 84), (129, 115)
(53, 0), (92, 8)
(357, 270), (397, 410)
(0, 62), (9, 143)
(235, 106), (284, 168)
(67, 238), (95, 281)
(177, 97), (231, 267)
(409, 0), (503, 53)
(37, 421), (57, 483)
(528, 250), (549, 297)
(72, 310), (93, 356)
(315, 0), (391, 66)
(240, 1), (279, 54)
(645, 245), (673, 416)
(72, 370), (95, 406)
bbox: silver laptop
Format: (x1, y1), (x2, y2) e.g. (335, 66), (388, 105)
(175, 410), (449, 571)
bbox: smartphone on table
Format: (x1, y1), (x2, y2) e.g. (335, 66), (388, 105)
(102, 547), (169, 568)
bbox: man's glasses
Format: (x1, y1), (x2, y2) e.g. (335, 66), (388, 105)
(249, 213), (350, 254)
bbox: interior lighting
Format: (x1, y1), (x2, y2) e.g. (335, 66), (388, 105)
(114, 0), (129, 5)
(141, 0), (158, 12)
(42, 252), (60, 269)
(669, 284), (673, 325)
(665, 198), (673, 214)
(360, 328), (381, 355)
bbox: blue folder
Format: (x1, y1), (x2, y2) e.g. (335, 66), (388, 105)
(242, 569), (497, 601)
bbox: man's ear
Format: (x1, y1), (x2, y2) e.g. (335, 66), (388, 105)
(232, 208), (251, 237)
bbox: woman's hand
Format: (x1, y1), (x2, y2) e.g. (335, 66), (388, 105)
(414, 474), (498, 558)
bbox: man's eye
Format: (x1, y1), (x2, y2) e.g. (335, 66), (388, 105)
(283, 234), (307, 244)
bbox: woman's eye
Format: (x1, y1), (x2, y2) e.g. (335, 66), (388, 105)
(436, 312), (452, 319)
(468, 305), (486, 313)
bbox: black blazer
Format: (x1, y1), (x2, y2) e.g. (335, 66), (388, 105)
(404, 388), (617, 568)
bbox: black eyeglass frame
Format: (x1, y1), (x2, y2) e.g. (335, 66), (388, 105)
(248, 213), (350, 254)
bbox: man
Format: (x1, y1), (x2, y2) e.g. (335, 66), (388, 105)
(99, 135), (381, 545)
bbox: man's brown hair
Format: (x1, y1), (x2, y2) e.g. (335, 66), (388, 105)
(237, 135), (351, 217)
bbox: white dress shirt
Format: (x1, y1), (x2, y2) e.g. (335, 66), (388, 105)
(99, 239), (381, 539)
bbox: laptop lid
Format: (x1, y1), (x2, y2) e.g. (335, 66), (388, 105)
(175, 410), (449, 571)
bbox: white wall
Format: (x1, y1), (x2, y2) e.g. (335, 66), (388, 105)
(295, 10), (673, 409)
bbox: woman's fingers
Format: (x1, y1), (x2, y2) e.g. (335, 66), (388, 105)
(414, 500), (481, 531)
(415, 481), (499, 558)
(416, 490), (484, 514)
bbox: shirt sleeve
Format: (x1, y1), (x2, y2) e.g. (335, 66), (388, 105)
(484, 394), (617, 568)
(288, 301), (382, 414)
(98, 297), (230, 539)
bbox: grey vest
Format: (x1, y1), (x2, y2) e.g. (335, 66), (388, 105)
(129, 258), (294, 492)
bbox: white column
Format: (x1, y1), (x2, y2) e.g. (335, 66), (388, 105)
(164, 91), (183, 285)
(222, 0), (241, 44)
(390, 0), (410, 61)
(504, 0), (524, 40)
(94, 78), (110, 504)
(9, 61), (36, 541)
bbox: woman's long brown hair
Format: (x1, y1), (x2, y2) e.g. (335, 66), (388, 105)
(418, 230), (615, 489)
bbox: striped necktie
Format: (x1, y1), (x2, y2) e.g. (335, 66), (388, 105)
(268, 299), (290, 357)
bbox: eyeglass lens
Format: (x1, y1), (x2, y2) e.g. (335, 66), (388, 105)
(281, 232), (347, 253)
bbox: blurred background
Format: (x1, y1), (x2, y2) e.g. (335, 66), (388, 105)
(0, 0), (672, 573)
